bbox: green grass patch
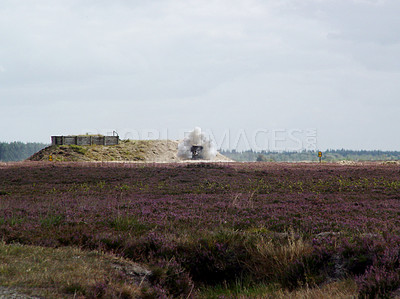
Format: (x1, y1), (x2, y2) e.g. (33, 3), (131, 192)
(69, 144), (88, 155)
(198, 279), (276, 298)
(109, 215), (155, 233)
(40, 214), (65, 227)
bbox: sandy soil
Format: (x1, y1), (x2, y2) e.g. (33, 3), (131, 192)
(28, 140), (234, 163)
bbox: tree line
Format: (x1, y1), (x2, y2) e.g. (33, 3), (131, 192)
(220, 149), (400, 162)
(2, 142), (400, 162)
(0, 142), (48, 162)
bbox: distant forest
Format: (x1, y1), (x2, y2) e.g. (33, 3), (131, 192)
(220, 149), (400, 162)
(0, 142), (48, 162)
(1, 141), (400, 162)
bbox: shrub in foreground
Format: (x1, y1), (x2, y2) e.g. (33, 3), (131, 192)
(357, 245), (400, 298)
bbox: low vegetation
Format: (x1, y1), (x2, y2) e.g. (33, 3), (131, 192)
(0, 242), (148, 298)
(1, 162), (400, 297)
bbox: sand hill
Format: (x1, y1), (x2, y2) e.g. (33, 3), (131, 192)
(28, 140), (233, 163)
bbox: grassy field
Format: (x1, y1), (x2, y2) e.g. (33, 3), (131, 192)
(1, 161), (400, 298)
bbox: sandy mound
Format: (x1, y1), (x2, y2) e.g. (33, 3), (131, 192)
(337, 160), (358, 165)
(28, 140), (233, 163)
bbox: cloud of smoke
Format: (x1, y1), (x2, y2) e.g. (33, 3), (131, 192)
(177, 127), (217, 160)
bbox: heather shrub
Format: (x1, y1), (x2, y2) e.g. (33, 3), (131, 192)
(311, 235), (400, 297)
(97, 234), (126, 252)
(311, 235), (385, 279)
(3, 162), (400, 297)
(338, 237), (376, 275)
(148, 258), (194, 298)
(357, 246), (400, 298)
(140, 285), (168, 299)
(85, 280), (138, 299)
(122, 232), (177, 262)
(177, 231), (251, 285)
(357, 266), (400, 299)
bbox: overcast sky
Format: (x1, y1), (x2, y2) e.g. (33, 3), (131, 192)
(1, 0), (399, 150)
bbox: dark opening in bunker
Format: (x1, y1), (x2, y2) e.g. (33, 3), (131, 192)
(190, 145), (204, 160)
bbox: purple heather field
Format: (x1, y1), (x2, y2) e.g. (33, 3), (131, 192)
(1, 161), (400, 297)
